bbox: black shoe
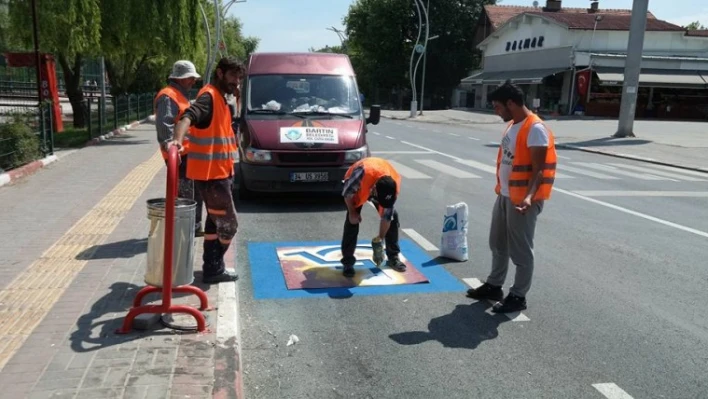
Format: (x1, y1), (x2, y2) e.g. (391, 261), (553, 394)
(466, 283), (504, 301)
(492, 294), (527, 313)
(386, 257), (406, 272)
(202, 271), (239, 284)
(342, 264), (355, 278)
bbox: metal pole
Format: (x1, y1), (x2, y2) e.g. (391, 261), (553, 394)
(213, 0), (221, 66)
(31, 0), (42, 105)
(614, 0), (649, 138)
(409, 0), (422, 118)
(99, 56), (107, 126)
(418, 0), (430, 116)
(199, 0), (212, 83)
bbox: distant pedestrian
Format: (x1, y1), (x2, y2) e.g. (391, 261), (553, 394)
(466, 81), (557, 313)
(169, 57), (244, 284)
(340, 157), (405, 277)
(154, 60), (204, 236)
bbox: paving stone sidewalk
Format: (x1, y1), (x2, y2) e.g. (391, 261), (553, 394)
(0, 124), (241, 399)
(382, 109), (708, 173)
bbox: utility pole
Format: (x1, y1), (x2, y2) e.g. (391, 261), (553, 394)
(99, 57), (107, 126)
(418, 0), (430, 116)
(31, 0), (41, 104)
(614, 0), (649, 138)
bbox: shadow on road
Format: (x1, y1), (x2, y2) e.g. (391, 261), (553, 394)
(389, 301), (509, 349)
(562, 136), (652, 148)
(76, 238), (147, 260)
(236, 192), (346, 214)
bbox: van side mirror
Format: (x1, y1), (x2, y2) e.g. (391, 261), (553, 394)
(366, 105), (381, 125)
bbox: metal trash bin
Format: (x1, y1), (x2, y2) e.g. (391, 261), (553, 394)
(144, 198), (197, 287)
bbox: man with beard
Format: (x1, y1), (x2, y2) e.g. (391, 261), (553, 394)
(169, 57), (244, 284)
(465, 81), (557, 313)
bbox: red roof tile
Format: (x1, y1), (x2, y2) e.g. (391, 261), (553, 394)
(484, 5), (656, 30)
(528, 12), (684, 31)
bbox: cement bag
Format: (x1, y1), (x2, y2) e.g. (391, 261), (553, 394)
(440, 202), (469, 261)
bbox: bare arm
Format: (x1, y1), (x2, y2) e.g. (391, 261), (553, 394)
(525, 146), (548, 201)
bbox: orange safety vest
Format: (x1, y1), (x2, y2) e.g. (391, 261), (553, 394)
(344, 157), (401, 216)
(154, 85), (192, 159)
(495, 113), (557, 204)
(186, 84), (237, 181)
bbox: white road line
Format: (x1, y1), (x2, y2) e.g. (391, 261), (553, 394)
(402, 228), (438, 251)
(468, 137), (480, 141)
(557, 154), (571, 160)
(558, 164), (621, 180)
(609, 163), (706, 181)
(489, 141), (499, 146)
(372, 151), (432, 155)
(463, 278), (530, 322)
(555, 187), (708, 239)
(455, 159), (497, 174)
(401, 139), (708, 240)
(385, 135), (396, 140)
(641, 163), (708, 178)
(371, 131), (381, 135)
(448, 133), (460, 137)
(572, 190), (708, 197)
(415, 159), (481, 178)
(592, 383), (634, 399)
(386, 160), (432, 179)
(575, 162), (671, 181)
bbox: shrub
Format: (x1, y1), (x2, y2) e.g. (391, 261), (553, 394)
(0, 114), (41, 172)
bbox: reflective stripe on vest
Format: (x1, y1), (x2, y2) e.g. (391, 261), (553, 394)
(344, 157), (402, 213)
(186, 84), (236, 181)
(494, 113), (557, 204)
(154, 85), (192, 159)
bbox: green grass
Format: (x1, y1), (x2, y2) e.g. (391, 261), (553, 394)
(53, 127), (92, 148)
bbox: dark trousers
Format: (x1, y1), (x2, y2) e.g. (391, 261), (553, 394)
(195, 178), (238, 277)
(340, 205), (400, 267)
(166, 155), (203, 229)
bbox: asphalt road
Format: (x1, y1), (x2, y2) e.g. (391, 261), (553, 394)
(236, 119), (708, 399)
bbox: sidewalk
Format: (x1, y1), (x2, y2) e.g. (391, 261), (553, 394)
(381, 109), (708, 173)
(0, 123), (242, 399)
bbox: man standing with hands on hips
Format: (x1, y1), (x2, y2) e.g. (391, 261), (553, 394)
(168, 57), (244, 284)
(340, 157), (406, 278)
(466, 81), (557, 313)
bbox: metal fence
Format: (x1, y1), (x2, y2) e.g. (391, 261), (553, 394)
(82, 92), (156, 141)
(0, 101), (53, 173)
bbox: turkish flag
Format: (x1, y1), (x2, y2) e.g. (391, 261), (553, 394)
(576, 69), (591, 97)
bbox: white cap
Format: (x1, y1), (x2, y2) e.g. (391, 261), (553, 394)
(169, 60), (201, 79)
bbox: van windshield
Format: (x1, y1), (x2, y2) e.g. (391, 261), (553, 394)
(247, 75), (361, 116)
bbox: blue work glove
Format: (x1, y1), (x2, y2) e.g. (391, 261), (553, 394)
(371, 237), (384, 266)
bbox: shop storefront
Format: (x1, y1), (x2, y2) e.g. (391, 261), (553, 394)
(460, 2), (708, 120)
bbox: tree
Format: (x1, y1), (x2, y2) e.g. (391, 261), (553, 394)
(684, 21), (707, 30)
(309, 45), (344, 53)
(343, 0), (495, 108)
(8, 0), (101, 128)
(220, 16), (260, 61)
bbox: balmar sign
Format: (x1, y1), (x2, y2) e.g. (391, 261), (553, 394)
(280, 127), (339, 144)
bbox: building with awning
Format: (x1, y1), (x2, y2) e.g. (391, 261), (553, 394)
(455, 1), (708, 120)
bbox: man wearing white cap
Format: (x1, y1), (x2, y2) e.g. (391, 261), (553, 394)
(154, 60), (205, 236)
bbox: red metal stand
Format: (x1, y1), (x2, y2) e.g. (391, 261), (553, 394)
(117, 146), (209, 334)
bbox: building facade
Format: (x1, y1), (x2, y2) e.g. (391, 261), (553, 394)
(457, 1), (708, 120)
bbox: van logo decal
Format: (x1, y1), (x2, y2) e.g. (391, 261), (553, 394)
(285, 129), (302, 141)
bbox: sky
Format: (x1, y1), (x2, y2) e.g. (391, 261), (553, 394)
(228, 0), (708, 53)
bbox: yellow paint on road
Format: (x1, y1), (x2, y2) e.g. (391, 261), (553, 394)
(0, 151), (163, 371)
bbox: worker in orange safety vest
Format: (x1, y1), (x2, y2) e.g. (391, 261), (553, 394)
(154, 60), (204, 237)
(340, 157), (406, 278)
(168, 57), (244, 284)
(466, 80), (557, 313)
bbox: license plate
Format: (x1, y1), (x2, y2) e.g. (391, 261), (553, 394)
(290, 172), (329, 182)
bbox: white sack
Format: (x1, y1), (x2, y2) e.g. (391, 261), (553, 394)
(440, 202), (469, 261)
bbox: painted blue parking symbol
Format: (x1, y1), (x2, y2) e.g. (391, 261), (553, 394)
(247, 239), (466, 299)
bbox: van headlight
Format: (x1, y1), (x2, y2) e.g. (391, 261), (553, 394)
(345, 145), (369, 162)
(245, 148), (272, 163)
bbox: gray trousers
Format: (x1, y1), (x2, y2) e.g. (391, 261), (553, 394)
(486, 195), (544, 297)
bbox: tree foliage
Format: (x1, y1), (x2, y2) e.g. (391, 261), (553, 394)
(343, 0), (494, 108)
(684, 21), (707, 30)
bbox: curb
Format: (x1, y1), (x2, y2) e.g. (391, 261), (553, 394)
(0, 115), (155, 189)
(213, 243), (244, 399)
(0, 154), (58, 188)
(381, 115), (503, 126)
(556, 143), (708, 174)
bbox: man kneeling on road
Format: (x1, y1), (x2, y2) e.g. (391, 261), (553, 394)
(169, 57), (244, 284)
(340, 157), (406, 277)
(466, 80), (557, 313)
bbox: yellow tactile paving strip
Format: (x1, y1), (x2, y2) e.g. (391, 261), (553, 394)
(0, 151), (163, 371)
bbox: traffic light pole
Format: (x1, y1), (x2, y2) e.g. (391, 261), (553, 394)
(614, 0), (649, 138)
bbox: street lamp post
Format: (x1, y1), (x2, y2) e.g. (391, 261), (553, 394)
(409, 0), (424, 118)
(419, 34), (438, 116)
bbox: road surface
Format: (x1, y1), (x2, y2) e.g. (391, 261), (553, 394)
(236, 119), (708, 399)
